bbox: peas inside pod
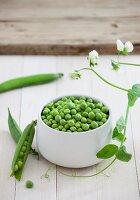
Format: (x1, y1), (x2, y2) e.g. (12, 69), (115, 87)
(41, 96), (109, 132)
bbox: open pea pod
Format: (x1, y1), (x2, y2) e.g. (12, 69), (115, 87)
(8, 109), (38, 156)
(11, 121), (36, 181)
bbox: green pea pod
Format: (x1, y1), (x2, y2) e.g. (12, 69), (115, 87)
(8, 109), (38, 157)
(8, 108), (22, 143)
(0, 73), (63, 93)
(11, 121), (36, 181)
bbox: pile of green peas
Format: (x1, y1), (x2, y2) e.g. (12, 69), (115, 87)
(41, 96), (109, 132)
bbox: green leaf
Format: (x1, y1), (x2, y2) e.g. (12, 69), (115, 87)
(116, 116), (125, 132)
(116, 146), (132, 162)
(128, 84), (140, 107)
(70, 71), (82, 80)
(128, 89), (138, 107)
(132, 84), (140, 97)
(96, 144), (118, 159)
(111, 60), (120, 71)
(112, 127), (126, 142)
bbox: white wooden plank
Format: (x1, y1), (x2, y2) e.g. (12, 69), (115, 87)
(15, 56), (57, 200)
(91, 56), (139, 200)
(0, 56), (23, 200)
(56, 56), (98, 200)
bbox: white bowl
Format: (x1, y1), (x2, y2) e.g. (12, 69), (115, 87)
(36, 95), (112, 168)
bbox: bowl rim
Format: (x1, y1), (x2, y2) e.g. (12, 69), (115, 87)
(38, 94), (112, 135)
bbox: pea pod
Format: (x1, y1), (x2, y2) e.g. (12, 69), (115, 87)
(11, 121), (36, 180)
(8, 109), (38, 157)
(8, 108), (22, 143)
(0, 73), (63, 93)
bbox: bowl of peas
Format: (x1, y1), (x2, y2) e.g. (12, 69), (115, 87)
(36, 95), (112, 168)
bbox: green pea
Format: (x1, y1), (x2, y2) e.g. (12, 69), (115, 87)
(80, 102), (87, 110)
(69, 96), (75, 101)
(52, 124), (58, 129)
(67, 102), (75, 110)
(55, 102), (59, 107)
(24, 141), (28, 146)
(50, 109), (59, 117)
(19, 152), (24, 158)
(46, 121), (52, 127)
(43, 119), (48, 123)
(102, 118), (107, 123)
(74, 99), (79, 104)
(75, 113), (82, 121)
(87, 98), (93, 103)
(77, 128), (82, 132)
(60, 112), (65, 118)
(64, 109), (70, 114)
(57, 105), (62, 110)
(89, 112), (95, 120)
(81, 117), (87, 123)
(88, 103), (95, 109)
(60, 119), (66, 125)
(43, 108), (50, 115)
(57, 100), (63, 105)
(70, 126), (76, 132)
(95, 113), (102, 121)
(97, 121), (103, 126)
(82, 112), (88, 117)
(75, 122), (81, 128)
(71, 109), (77, 115)
(47, 115), (53, 120)
(62, 97), (68, 101)
(21, 146), (26, 152)
(68, 120), (75, 127)
(67, 130), (71, 132)
(52, 120), (57, 124)
(14, 164), (19, 172)
(55, 115), (61, 122)
(64, 123), (70, 130)
(101, 106), (109, 114)
(90, 121), (98, 129)
(102, 113), (107, 118)
(82, 124), (89, 131)
(58, 125), (63, 131)
(85, 107), (92, 113)
(87, 118), (92, 124)
(62, 128), (66, 132)
(96, 102), (103, 109)
(17, 160), (23, 168)
(75, 105), (81, 112)
(80, 96), (87, 101)
(94, 108), (101, 113)
(26, 180), (34, 189)
(47, 102), (54, 108)
(41, 115), (46, 120)
(65, 114), (71, 120)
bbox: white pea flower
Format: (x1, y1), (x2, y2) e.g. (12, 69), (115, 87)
(70, 70), (81, 80)
(88, 50), (99, 67)
(116, 39), (134, 55)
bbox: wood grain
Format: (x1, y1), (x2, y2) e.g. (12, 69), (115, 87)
(0, 55), (140, 200)
(0, 0), (140, 55)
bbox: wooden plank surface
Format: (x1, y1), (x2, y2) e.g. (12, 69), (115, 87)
(0, 55), (140, 200)
(0, 0), (140, 55)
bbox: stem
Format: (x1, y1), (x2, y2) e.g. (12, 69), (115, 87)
(113, 60), (140, 67)
(79, 68), (128, 92)
(120, 103), (130, 147)
(58, 157), (117, 178)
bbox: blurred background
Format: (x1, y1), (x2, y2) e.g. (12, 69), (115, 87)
(0, 0), (139, 55)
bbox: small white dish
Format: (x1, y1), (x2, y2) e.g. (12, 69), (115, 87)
(36, 95), (112, 168)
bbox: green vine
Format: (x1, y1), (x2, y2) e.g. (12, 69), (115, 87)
(59, 40), (140, 178)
